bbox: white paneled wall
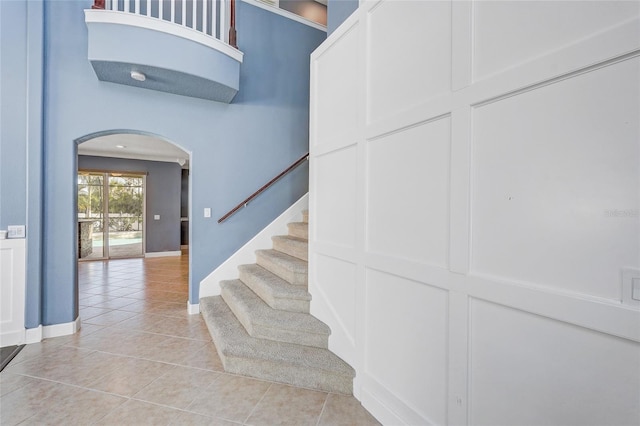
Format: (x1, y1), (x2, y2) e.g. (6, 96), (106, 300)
(310, 1), (640, 424)
(0, 239), (26, 347)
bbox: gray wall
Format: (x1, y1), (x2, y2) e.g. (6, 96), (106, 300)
(78, 155), (182, 253)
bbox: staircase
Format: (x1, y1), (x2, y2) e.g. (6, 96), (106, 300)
(200, 210), (355, 394)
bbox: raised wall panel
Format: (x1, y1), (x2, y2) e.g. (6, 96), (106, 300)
(365, 269), (448, 425)
(469, 299), (640, 425)
(314, 146), (358, 248)
(472, 0), (640, 80)
(367, 0), (451, 124)
(313, 254), (356, 353)
(314, 24), (359, 150)
(367, 117), (451, 268)
(471, 58), (640, 300)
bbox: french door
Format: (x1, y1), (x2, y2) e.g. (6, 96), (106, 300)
(77, 171), (146, 260)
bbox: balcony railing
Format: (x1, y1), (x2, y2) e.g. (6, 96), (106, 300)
(92, 0), (237, 48)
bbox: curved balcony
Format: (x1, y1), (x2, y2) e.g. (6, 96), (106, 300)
(85, 0), (242, 103)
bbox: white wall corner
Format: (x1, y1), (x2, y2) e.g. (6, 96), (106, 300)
(199, 193), (309, 299)
(188, 301), (200, 315)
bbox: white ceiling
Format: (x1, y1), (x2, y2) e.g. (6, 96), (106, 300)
(78, 133), (190, 168)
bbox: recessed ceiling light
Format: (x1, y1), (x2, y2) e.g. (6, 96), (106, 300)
(116, 145), (126, 148)
(130, 71), (146, 82)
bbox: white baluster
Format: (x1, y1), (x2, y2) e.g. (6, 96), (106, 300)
(219, 0), (226, 42)
(203, 0), (207, 35)
(159, 0), (163, 20)
(171, 0), (175, 23)
(134, 0), (139, 14)
(124, 0), (130, 12)
(210, 0), (217, 38)
(182, 0), (186, 26)
(192, 0), (197, 29)
(146, 0), (151, 16)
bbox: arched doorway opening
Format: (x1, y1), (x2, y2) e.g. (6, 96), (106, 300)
(75, 130), (192, 323)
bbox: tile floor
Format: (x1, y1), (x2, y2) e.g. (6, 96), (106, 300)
(0, 253), (379, 425)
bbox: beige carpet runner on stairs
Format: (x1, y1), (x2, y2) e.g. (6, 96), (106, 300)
(200, 210), (355, 394)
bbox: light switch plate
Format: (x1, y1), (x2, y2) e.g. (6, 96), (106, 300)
(8, 225), (26, 238)
(154, 215), (160, 220)
(204, 208), (211, 218)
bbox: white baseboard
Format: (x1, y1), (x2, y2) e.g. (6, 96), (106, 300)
(199, 193), (309, 299)
(145, 250), (182, 258)
(23, 317), (81, 344)
(187, 301), (200, 315)
(43, 316), (81, 339)
(25, 326), (43, 344)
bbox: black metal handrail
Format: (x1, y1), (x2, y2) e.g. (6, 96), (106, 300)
(218, 152), (309, 223)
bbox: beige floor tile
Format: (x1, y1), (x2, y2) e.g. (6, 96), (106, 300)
(0, 373), (37, 397)
(4, 340), (79, 366)
(133, 365), (220, 409)
(0, 379), (57, 425)
(187, 374), (271, 422)
(83, 309), (138, 326)
(18, 384), (126, 425)
(9, 350), (120, 388)
(80, 306), (112, 319)
(245, 382), (327, 426)
(169, 411), (240, 426)
(4, 345), (94, 375)
(104, 286), (145, 297)
(318, 393), (380, 426)
(179, 343), (225, 372)
(86, 355), (174, 396)
(95, 399), (181, 425)
(123, 334), (207, 364)
(91, 296), (139, 310)
(117, 299), (165, 313)
(117, 313), (210, 341)
(79, 294), (117, 307)
(147, 301), (191, 318)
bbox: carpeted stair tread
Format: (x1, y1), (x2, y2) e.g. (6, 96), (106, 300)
(256, 249), (308, 286)
(220, 280), (329, 348)
(238, 264), (310, 313)
(201, 296), (354, 394)
(287, 222), (308, 239)
(272, 235), (308, 261)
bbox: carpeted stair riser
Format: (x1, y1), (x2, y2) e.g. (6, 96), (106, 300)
(201, 296), (354, 394)
(272, 235), (308, 261)
(256, 249), (308, 286)
(287, 222), (308, 240)
(238, 264), (310, 313)
(220, 280), (329, 348)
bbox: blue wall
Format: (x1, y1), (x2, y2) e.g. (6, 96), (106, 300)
(0, 0), (44, 329)
(327, 0), (358, 35)
(2, 0), (324, 328)
(78, 155), (182, 254)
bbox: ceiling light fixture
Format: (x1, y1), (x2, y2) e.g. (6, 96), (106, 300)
(116, 145), (126, 148)
(130, 71), (146, 82)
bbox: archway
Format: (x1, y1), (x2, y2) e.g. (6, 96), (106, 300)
(75, 130), (192, 321)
